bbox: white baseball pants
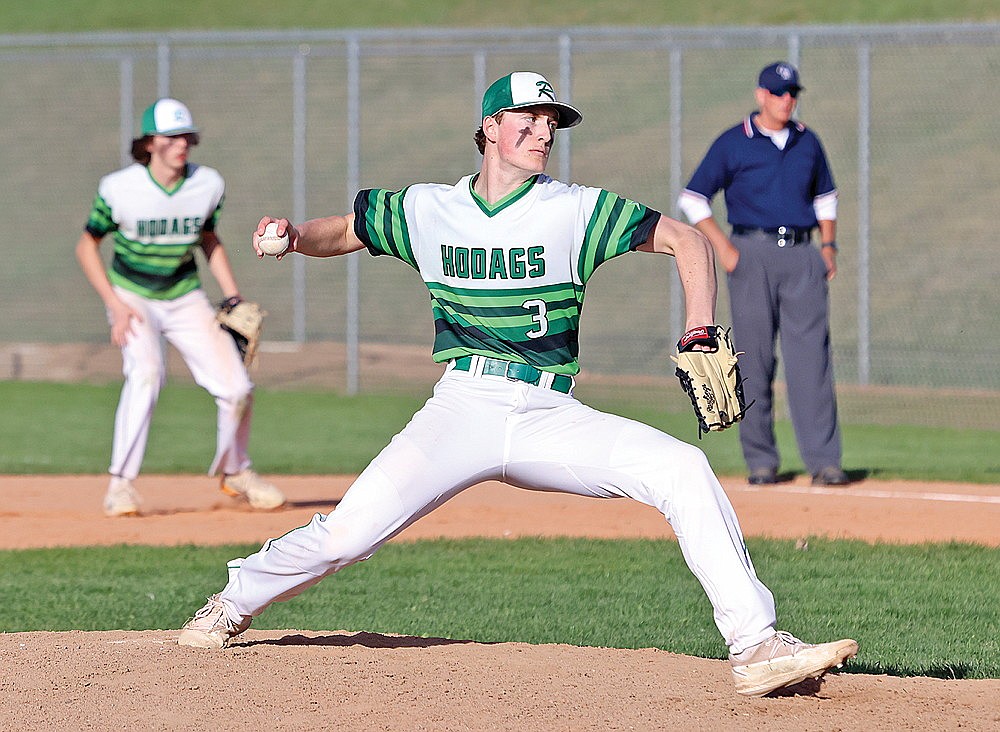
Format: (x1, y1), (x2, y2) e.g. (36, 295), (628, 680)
(108, 287), (254, 480)
(220, 367), (778, 652)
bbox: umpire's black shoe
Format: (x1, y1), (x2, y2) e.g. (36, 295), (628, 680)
(747, 468), (778, 485)
(812, 467), (850, 486)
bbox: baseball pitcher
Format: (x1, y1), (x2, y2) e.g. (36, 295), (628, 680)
(178, 73), (857, 697)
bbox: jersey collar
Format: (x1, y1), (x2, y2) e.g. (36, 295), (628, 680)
(145, 162), (190, 195)
(469, 174), (538, 217)
(744, 113), (806, 138)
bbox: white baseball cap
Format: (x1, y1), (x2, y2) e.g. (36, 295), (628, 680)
(140, 98), (199, 136)
(481, 72), (583, 129)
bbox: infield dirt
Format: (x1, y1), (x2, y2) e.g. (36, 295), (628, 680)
(2, 473), (998, 730)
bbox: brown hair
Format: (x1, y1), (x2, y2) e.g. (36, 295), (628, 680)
(474, 111), (506, 154)
(131, 136), (152, 165)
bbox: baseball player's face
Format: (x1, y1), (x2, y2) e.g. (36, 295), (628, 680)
(495, 107), (558, 175)
(148, 133), (197, 170)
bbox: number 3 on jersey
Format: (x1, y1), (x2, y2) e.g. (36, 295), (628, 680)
(522, 299), (548, 339)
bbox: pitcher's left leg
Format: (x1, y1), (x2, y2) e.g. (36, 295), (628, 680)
(505, 393), (776, 651)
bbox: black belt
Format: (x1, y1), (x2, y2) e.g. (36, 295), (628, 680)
(731, 225), (813, 246)
(451, 355), (574, 394)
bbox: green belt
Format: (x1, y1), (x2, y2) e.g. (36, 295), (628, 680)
(452, 356), (573, 394)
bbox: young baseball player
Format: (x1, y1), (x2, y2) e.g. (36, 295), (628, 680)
(178, 73), (858, 697)
(75, 98), (285, 517)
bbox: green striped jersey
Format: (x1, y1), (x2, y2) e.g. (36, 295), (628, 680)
(354, 174), (660, 375)
(85, 163), (224, 300)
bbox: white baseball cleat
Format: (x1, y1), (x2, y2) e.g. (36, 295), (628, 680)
(220, 469), (286, 510)
(103, 476), (141, 517)
(730, 631), (859, 697)
(178, 594), (252, 649)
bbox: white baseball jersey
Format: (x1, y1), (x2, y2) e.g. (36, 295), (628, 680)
(84, 162), (251, 481)
(86, 162), (225, 300)
(355, 174), (659, 375)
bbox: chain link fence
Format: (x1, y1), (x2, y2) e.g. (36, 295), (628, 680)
(1, 24), (997, 424)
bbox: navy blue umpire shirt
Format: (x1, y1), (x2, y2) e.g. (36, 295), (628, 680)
(684, 114), (836, 230)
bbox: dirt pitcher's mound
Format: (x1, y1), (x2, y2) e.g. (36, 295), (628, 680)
(2, 630), (998, 731)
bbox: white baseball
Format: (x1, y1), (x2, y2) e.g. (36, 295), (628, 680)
(258, 222), (289, 256)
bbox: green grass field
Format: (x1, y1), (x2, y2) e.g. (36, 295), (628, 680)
(1, 0), (995, 33)
(2, 380), (997, 482)
(2, 538), (997, 679)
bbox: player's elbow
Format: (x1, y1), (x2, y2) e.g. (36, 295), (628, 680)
(75, 232), (100, 258)
(645, 217), (710, 258)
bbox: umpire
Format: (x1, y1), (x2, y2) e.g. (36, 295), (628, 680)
(678, 61), (848, 487)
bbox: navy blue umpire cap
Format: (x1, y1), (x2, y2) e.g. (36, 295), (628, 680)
(757, 62), (804, 95)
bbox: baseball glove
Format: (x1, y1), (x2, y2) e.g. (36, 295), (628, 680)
(672, 325), (750, 437)
(216, 296), (266, 366)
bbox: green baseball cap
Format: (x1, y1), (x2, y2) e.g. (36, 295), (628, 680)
(140, 98), (199, 137)
(482, 72), (583, 129)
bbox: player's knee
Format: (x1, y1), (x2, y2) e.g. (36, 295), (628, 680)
(314, 522), (380, 573)
(681, 442), (713, 472)
(215, 382), (253, 407)
(651, 440), (715, 486)
(310, 511), (378, 574)
(124, 362), (166, 391)
(261, 514), (375, 577)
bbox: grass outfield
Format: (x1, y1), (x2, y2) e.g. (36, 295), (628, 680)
(1, 381), (996, 482)
(1, 0), (995, 33)
(1, 538), (996, 679)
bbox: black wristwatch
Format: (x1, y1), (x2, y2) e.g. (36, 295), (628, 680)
(821, 241), (838, 251)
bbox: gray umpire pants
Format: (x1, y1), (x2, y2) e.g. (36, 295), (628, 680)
(727, 229), (842, 475)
